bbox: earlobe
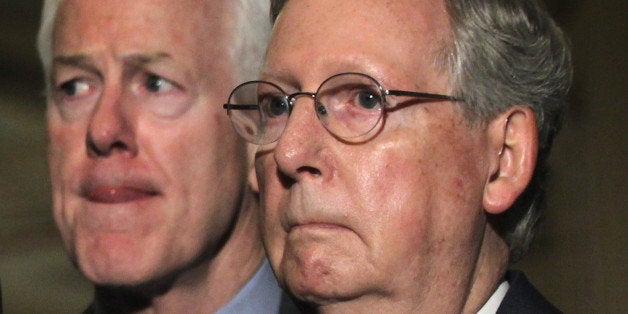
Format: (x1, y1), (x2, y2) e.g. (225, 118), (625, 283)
(247, 143), (260, 193)
(483, 107), (538, 214)
(248, 164), (259, 193)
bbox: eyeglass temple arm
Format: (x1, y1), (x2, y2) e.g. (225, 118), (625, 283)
(222, 91), (461, 111)
(386, 90), (462, 101)
(223, 104), (259, 110)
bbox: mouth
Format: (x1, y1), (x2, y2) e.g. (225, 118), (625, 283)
(291, 222), (344, 231)
(85, 186), (159, 204)
(287, 221), (351, 236)
(80, 174), (160, 204)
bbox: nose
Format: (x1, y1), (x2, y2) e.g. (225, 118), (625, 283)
(86, 86), (137, 157)
(274, 94), (330, 181)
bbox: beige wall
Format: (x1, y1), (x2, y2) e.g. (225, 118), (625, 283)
(517, 1), (627, 312)
(0, 0), (625, 313)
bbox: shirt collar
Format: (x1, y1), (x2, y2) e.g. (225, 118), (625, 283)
(477, 280), (510, 314)
(216, 259), (283, 314)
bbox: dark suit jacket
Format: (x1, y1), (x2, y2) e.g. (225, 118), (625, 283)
(83, 288), (299, 314)
(278, 270), (561, 314)
(497, 270), (561, 313)
(279, 291), (300, 314)
(273, 270), (561, 314)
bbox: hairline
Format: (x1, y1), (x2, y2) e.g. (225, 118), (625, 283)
(37, 0), (270, 94)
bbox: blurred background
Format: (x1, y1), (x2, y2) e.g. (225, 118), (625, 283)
(0, 0), (626, 313)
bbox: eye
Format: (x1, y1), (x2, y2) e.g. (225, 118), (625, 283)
(145, 74), (175, 93)
(261, 94), (290, 117)
(51, 77), (99, 121)
(355, 90), (381, 110)
(135, 73), (191, 118)
(58, 79), (91, 97)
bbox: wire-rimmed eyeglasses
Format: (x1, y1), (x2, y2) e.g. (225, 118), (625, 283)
(223, 72), (461, 144)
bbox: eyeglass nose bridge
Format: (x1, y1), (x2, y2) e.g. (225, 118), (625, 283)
(286, 91), (330, 121)
(286, 91), (316, 109)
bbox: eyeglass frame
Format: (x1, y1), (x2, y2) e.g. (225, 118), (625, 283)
(223, 72), (463, 144)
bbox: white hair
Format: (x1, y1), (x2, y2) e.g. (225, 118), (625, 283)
(36, 0), (62, 83)
(230, 0), (272, 82)
(36, 0), (271, 89)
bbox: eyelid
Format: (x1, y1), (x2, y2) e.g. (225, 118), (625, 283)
(52, 76), (98, 101)
(147, 74), (176, 91)
(132, 71), (194, 119)
(132, 58), (190, 90)
(160, 74), (184, 90)
(52, 63), (97, 85)
(259, 73), (301, 94)
(128, 72), (183, 96)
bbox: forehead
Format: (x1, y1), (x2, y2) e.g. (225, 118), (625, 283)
(271, 0), (452, 70)
(53, 0), (233, 60)
(266, 0), (452, 84)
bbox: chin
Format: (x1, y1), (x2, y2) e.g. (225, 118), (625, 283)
(84, 265), (156, 287)
(280, 263), (355, 305)
(286, 280), (361, 307)
(72, 231), (170, 286)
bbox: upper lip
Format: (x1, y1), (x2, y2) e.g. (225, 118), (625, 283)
(280, 184), (352, 233)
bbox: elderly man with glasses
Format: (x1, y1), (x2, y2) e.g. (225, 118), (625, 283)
(224, 0), (572, 312)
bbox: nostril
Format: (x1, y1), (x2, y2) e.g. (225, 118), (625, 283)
(86, 137), (129, 157)
(297, 166), (321, 176)
(278, 170), (295, 189)
(276, 165), (322, 188)
(109, 141), (128, 152)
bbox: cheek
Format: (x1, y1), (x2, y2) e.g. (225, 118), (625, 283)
(261, 207), (286, 283)
(155, 121), (241, 207)
(255, 153), (288, 271)
(152, 110), (245, 185)
(254, 152), (273, 200)
(353, 153), (430, 261)
(347, 122), (487, 262)
(48, 116), (83, 182)
(48, 120), (86, 225)
(152, 115), (248, 246)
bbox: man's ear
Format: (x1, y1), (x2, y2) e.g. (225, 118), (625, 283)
(247, 143), (260, 193)
(483, 106), (538, 214)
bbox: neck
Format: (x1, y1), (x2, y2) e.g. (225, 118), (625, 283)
(93, 189), (264, 314)
(460, 221), (509, 314)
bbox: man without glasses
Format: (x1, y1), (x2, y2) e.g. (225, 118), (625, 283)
(38, 0), (295, 312)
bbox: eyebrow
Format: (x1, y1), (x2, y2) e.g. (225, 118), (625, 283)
(260, 58), (384, 88)
(50, 54), (101, 86)
(52, 52), (172, 68)
(260, 67), (296, 84)
(52, 54), (98, 72)
(50, 52), (177, 86)
(122, 52), (172, 68)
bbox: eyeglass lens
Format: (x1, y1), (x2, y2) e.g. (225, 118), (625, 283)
(227, 73), (385, 144)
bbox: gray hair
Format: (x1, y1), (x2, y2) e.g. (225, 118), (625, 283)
(37, 0), (271, 90)
(445, 0), (572, 262)
(270, 0), (572, 262)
